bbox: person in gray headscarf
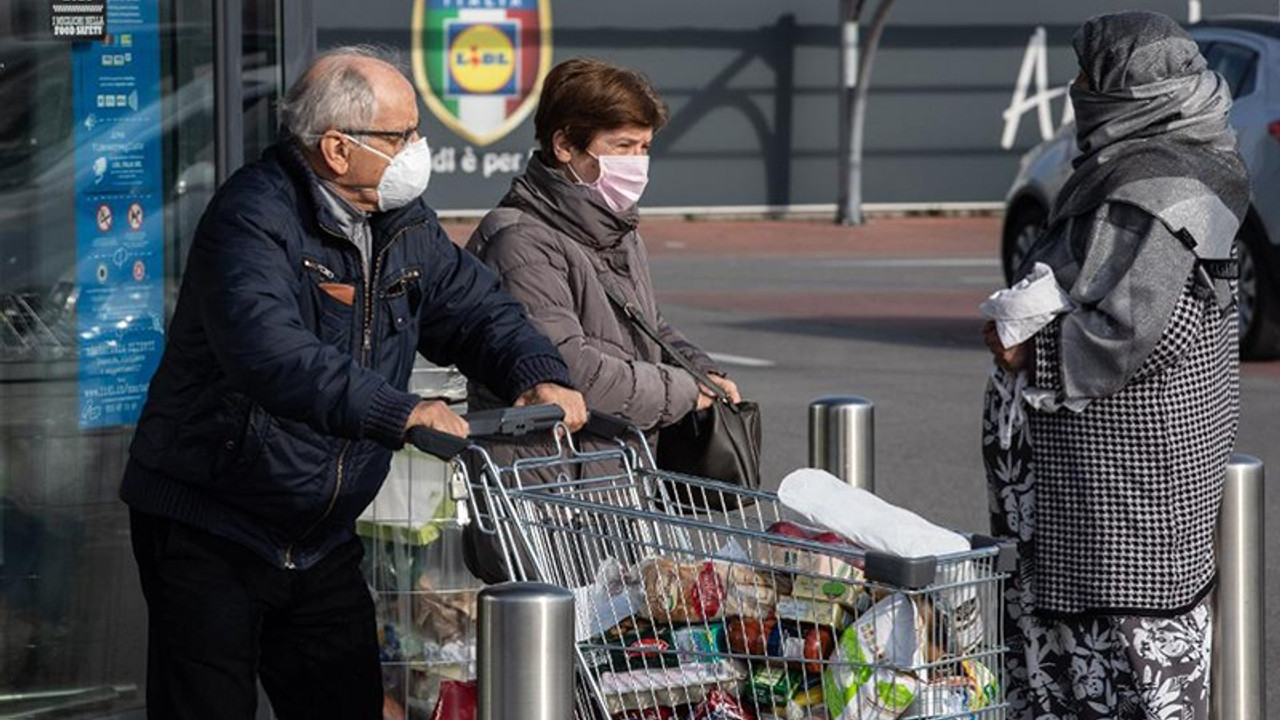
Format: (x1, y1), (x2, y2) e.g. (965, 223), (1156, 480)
(980, 11), (1249, 719)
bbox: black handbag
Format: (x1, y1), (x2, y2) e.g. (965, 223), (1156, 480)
(603, 285), (762, 511)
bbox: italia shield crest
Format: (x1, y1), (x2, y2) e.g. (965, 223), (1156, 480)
(412, 0), (552, 147)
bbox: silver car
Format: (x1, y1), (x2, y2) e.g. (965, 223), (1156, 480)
(1002, 16), (1280, 359)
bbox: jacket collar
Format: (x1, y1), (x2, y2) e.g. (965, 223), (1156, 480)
(502, 151), (638, 250)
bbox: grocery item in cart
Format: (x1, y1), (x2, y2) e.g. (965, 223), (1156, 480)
(768, 619), (837, 675)
(777, 470), (968, 559)
(584, 620), (681, 674)
(821, 593), (924, 720)
(760, 520), (865, 583)
(428, 679), (476, 720)
(747, 665), (808, 707)
(639, 557), (727, 623)
(573, 556), (645, 641)
(789, 574), (866, 610)
(671, 622), (728, 664)
(776, 595), (851, 629)
(412, 577), (476, 645)
(725, 615), (838, 675)
(721, 563), (779, 618)
(906, 658), (998, 716)
(598, 660), (746, 713)
(777, 470), (984, 658)
(726, 615), (774, 656)
(691, 688), (756, 720)
(614, 708), (677, 720)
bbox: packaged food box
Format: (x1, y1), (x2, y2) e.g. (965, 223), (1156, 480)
(671, 622), (726, 665)
(776, 596), (850, 629)
(789, 574), (866, 608)
(598, 661), (746, 714)
(748, 665), (804, 707)
(581, 622), (679, 673)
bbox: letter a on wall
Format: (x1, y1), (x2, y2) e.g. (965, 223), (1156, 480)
(412, 0), (552, 147)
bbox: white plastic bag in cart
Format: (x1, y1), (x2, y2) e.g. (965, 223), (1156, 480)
(572, 558), (644, 641)
(358, 446), (451, 544)
(778, 468), (983, 654)
(822, 593), (924, 720)
(777, 469), (967, 558)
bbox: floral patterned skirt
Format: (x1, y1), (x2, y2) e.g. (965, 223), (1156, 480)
(982, 372), (1213, 720)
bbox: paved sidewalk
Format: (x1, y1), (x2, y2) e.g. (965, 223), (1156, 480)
(442, 215), (1003, 258)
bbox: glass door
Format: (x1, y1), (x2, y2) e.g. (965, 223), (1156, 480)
(0, 1), (278, 716)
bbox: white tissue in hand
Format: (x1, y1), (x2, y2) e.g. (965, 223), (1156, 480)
(979, 262), (1072, 347)
(777, 468), (967, 558)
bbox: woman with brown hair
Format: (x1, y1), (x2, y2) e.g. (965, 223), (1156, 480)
(463, 57), (744, 582)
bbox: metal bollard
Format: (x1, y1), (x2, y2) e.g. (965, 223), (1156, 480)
(1212, 454), (1266, 720)
(808, 396), (874, 491)
(477, 582), (574, 720)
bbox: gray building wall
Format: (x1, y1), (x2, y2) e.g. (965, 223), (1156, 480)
(317, 0), (1277, 211)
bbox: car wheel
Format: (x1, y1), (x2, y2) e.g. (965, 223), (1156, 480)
(1002, 201), (1048, 284)
(1236, 224), (1280, 360)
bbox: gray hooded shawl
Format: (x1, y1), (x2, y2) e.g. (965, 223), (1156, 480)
(1023, 11), (1250, 400)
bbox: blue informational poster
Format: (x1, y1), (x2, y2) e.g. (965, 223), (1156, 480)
(71, 0), (166, 429)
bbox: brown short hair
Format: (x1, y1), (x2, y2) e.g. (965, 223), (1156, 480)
(534, 57), (669, 155)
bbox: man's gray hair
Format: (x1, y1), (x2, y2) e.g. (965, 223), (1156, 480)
(279, 45), (409, 145)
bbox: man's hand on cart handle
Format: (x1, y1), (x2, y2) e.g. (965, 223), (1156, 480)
(515, 383), (587, 432)
(404, 399), (469, 438)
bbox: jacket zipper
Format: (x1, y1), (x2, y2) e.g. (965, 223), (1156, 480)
(282, 220), (426, 569)
(284, 440), (350, 569)
(302, 256), (338, 281)
(361, 223), (423, 364)
(384, 268), (422, 297)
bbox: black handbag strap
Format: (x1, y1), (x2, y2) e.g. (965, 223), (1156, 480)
(601, 283), (734, 406)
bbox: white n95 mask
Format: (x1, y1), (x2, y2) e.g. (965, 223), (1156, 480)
(345, 134), (432, 211)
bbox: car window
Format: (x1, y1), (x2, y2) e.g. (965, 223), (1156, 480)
(1202, 41), (1258, 98)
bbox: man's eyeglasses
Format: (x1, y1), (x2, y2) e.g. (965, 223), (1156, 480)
(340, 127), (418, 144)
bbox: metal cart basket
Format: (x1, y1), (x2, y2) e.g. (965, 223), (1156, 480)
(412, 414), (1015, 720)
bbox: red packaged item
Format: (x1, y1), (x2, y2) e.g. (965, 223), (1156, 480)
(691, 688), (756, 720)
(765, 621), (836, 674)
(689, 561), (725, 618)
(725, 615), (776, 656)
(430, 680), (477, 720)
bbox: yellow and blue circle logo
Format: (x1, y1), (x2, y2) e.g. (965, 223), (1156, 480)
(446, 21), (518, 96)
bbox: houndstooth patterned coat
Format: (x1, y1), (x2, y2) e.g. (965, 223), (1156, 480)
(1026, 272), (1239, 616)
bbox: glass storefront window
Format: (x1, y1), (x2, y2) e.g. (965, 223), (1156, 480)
(0, 2), (278, 716)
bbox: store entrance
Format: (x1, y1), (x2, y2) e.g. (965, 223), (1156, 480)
(0, 1), (289, 717)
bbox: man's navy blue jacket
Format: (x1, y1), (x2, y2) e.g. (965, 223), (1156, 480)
(120, 139), (571, 570)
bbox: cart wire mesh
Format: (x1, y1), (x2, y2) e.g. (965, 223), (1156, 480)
(451, 424), (1013, 720)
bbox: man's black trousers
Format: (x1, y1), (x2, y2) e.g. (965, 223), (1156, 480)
(129, 510), (382, 720)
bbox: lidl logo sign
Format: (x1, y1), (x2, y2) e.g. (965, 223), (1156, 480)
(446, 21), (518, 96)
(414, 0), (551, 146)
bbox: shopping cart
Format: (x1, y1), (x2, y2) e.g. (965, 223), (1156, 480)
(410, 412), (1015, 720)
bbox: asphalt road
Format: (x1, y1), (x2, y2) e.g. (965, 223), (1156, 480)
(630, 216), (1280, 714)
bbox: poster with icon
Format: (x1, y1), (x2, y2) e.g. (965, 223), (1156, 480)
(71, 0), (164, 429)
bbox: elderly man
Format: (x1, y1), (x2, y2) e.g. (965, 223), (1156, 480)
(120, 47), (585, 719)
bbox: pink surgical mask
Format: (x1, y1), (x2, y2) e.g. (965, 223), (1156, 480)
(570, 152), (651, 213)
